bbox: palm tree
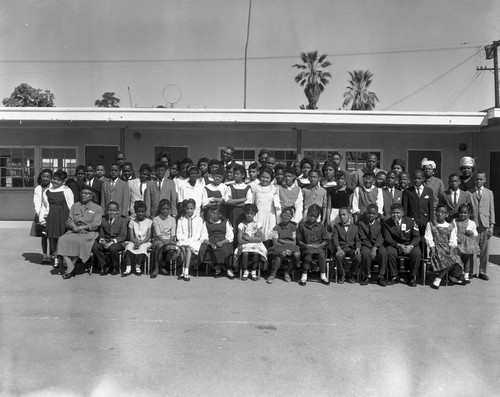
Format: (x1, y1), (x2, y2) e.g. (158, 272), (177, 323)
(342, 70), (379, 110)
(293, 51), (332, 110)
(95, 92), (120, 108)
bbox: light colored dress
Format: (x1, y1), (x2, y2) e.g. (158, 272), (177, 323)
(237, 221), (267, 260)
(176, 214), (205, 254)
(253, 184), (279, 241)
(124, 218), (153, 255)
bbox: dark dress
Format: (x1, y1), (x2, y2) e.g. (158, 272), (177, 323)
(227, 184), (250, 229)
(428, 223), (460, 271)
(269, 222), (300, 254)
(198, 220), (233, 264)
(46, 191), (70, 238)
(203, 187), (223, 220)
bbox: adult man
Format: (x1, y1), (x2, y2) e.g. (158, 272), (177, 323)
(468, 172), (495, 280)
(421, 158), (445, 210)
(351, 153), (384, 188)
(258, 148), (272, 168)
(383, 203), (421, 287)
(220, 146), (236, 169)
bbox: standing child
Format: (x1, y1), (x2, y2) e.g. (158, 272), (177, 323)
(402, 169), (434, 236)
(327, 170), (353, 224)
(274, 164), (285, 187)
(176, 199), (205, 281)
(198, 204), (235, 279)
(301, 169), (327, 222)
(31, 169), (53, 264)
(40, 170), (74, 269)
(276, 167), (303, 224)
(398, 172), (411, 190)
(267, 207), (300, 284)
(297, 158), (313, 188)
(201, 168), (228, 218)
(382, 171), (403, 220)
(297, 204), (330, 286)
(453, 204), (479, 284)
(246, 162), (260, 191)
(101, 164), (130, 218)
(150, 199), (178, 278)
(424, 205), (462, 289)
(225, 164), (253, 234)
(122, 201), (152, 276)
(333, 207), (362, 284)
(252, 167), (280, 247)
(438, 173), (471, 222)
(144, 162), (177, 219)
(236, 204), (267, 281)
(351, 171), (383, 224)
(95, 164), (108, 182)
(177, 166), (205, 218)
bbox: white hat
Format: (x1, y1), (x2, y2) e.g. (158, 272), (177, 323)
(421, 158), (436, 169)
(459, 156), (475, 168)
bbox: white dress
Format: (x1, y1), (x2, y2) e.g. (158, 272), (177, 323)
(237, 221), (267, 260)
(176, 214), (205, 254)
(253, 184), (279, 241)
(124, 218), (152, 255)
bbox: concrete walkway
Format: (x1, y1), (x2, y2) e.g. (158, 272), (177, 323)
(1, 223), (499, 397)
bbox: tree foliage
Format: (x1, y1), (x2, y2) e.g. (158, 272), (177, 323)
(2, 83), (55, 107)
(342, 70), (379, 110)
(95, 92), (120, 108)
(293, 51), (332, 110)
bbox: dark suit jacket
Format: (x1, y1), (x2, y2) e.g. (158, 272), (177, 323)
(382, 187), (403, 219)
(438, 189), (471, 221)
(101, 178), (130, 218)
(144, 178), (178, 218)
(333, 223), (361, 250)
(468, 187), (495, 228)
(357, 218), (384, 249)
(98, 215), (128, 243)
(85, 178), (103, 204)
(402, 186), (434, 226)
(382, 216), (420, 247)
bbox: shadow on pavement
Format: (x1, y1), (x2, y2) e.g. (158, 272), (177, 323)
(489, 255), (500, 266)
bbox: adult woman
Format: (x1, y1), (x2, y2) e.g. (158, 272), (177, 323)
(58, 185), (103, 279)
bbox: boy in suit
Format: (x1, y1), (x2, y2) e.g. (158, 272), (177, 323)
(382, 171), (403, 220)
(101, 164), (131, 218)
(402, 169), (434, 236)
(84, 164), (103, 204)
(383, 203), (421, 287)
(438, 173), (471, 222)
(129, 163), (151, 216)
(333, 207), (361, 284)
(358, 204), (389, 286)
(468, 172), (495, 280)
(144, 162), (178, 218)
(92, 201), (128, 275)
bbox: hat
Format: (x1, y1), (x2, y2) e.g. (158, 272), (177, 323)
(459, 156), (475, 168)
(420, 158), (436, 169)
(80, 185), (97, 195)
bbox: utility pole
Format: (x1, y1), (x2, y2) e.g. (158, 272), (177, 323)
(477, 40), (500, 108)
(243, 0), (252, 109)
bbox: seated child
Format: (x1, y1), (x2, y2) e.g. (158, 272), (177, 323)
(357, 204), (388, 286)
(92, 201), (128, 275)
(297, 204), (329, 286)
(236, 203), (267, 281)
(176, 199), (205, 281)
(424, 205), (463, 289)
(122, 201), (152, 276)
(452, 203), (479, 284)
(333, 207), (362, 284)
(150, 199), (178, 279)
(267, 206), (300, 284)
(198, 204), (235, 279)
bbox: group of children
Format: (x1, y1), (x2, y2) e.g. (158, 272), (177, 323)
(30, 150), (495, 288)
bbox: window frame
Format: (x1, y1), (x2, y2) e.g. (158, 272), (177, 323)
(0, 145), (36, 189)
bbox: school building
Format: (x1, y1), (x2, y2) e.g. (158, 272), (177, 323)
(1, 107), (499, 221)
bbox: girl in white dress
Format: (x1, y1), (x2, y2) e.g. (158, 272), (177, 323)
(252, 167), (279, 245)
(123, 201), (152, 276)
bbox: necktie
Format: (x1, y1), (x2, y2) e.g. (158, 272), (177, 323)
(453, 191), (457, 206)
(390, 188), (394, 199)
(477, 189), (482, 201)
(158, 179), (162, 191)
(417, 187), (421, 197)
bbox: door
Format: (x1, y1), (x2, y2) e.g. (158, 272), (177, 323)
(489, 151), (500, 224)
(155, 146), (188, 166)
(85, 145), (119, 177)
(407, 150), (442, 178)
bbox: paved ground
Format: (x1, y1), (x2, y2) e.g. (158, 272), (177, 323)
(1, 222), (499, 397)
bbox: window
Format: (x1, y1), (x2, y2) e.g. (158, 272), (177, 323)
(303, 149), (382, 171)
(42, 147), (77, 177)
(0, 147), (35, 188)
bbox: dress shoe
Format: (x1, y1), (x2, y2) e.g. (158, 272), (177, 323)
(121, 271), (131, 277)
(320, 278), (330, 286)
(347, 277), (356, 284)
(337, 277), (345, 284)
(266, 276), (274, 284)
(298, 279), (307, 286)
(62, 271), (75, 279)
(478, 273), (489, 281)
(214, 272), (223, 279)
(360, 278), (369, 286)
(227, 272), (235, 280)
(430, 283), (439, 290)
(408, 278), (417, 287)
(377, 277), (387, 287)
(111, 269), (119, 276)
(150, 272), (158, 279)
(183, 274), (191, 282)
(250, 274), (259, 281)
(100, 268), (107, 276)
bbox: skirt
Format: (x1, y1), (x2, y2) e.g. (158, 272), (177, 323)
(57, 231), (98, 263)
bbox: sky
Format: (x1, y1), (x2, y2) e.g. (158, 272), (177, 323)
(0, 0), (499, 111)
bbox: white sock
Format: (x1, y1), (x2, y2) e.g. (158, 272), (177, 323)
(125, 265), (131, 273)
(243, 270), (249, 277)
(135, 264), (141, 271)
(433, 277), (441, 287)
(320, 272), (327, 280)
(301, 273), (308, 282)
(464, 273), (469, 280)
(251, 270), (257, 277)
(183, 267), (189, 276)
(227, 269), (234, 277)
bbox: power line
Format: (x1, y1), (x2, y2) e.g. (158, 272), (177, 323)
(382, 49), (482, 110)
(0, 42), (487, 64)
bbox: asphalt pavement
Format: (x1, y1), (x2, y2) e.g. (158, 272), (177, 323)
(1, 222), (499, 397)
